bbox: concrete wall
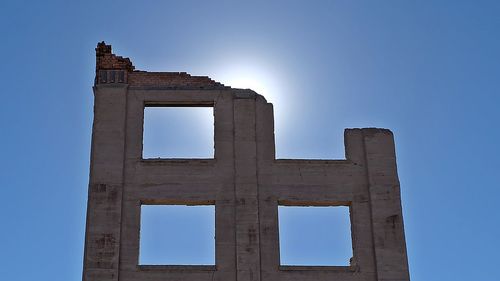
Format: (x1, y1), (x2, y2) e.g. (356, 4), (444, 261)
(82, 42), (410, 281)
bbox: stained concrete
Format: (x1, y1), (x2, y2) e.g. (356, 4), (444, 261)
(83, 42), (410, 281)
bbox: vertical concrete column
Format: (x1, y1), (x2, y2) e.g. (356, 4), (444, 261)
(344, 129), (378, 276)
(233, 92), (261, 281)
(362, 129), (410, 281)
(255, 96), (275, 162)
(255, 97), (277, 280)
(83, 84), (128, 281)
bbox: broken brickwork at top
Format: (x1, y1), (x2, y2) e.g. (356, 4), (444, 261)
(95, 41), (226, 89)
(95, 41), (135, 71)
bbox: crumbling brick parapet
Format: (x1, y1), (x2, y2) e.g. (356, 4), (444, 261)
(95, 41), (135, 71)
(94, 42), (227, 89)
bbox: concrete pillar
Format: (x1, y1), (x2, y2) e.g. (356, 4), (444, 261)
(233, 92), (261, 281)
(83, 84), (128, 281)
(362, 129), (410, 281)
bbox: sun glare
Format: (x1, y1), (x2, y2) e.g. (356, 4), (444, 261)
(198, 54), (296, 156)
(208, 57), (286, 106)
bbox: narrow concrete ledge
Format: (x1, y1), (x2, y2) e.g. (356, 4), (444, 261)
(279, 265), (356, 272)
(274, 159), (351, 165)
(138, 265), (216, 272)
(140, 158), (216, 165)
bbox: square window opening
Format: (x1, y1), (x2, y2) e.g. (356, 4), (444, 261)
(142, 105), (214, 159)
(278, 205), (353, 266)
(139, 204), (215, 265)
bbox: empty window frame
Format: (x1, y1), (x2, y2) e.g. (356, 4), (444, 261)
(142, 105), (214, 159)
(278, 205), (353, 266)
(139, 204), (215, 265)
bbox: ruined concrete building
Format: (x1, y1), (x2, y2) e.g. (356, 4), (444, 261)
(83, 42), (410, 281)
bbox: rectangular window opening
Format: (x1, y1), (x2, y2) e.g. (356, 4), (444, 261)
(139, 204), (215, 266)
(278, 205), (353, 267)
(142, 105), (214, 159)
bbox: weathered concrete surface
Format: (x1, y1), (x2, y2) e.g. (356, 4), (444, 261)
(83, 42), (410, 281)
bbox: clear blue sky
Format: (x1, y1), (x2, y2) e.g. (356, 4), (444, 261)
(1, 1), (499, 280)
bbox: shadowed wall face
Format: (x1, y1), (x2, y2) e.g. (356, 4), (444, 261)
(82, 42), (410, 281)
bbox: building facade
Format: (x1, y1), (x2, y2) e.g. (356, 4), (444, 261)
(82, 42), (410, 281)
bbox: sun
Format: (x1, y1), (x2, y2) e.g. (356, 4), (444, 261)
(206, 55), (285, 105)
(201, 54), (296, 141)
